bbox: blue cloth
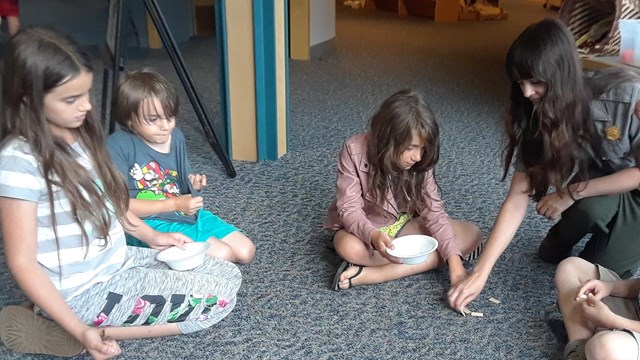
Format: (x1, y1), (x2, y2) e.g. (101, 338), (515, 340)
(126, 209), (239, 247)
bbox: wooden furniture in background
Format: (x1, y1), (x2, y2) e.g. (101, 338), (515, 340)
(365, 0), (507, 22)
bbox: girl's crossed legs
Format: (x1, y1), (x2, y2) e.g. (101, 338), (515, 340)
(333, 219), (482, 290)
(69, 247), (242, 339)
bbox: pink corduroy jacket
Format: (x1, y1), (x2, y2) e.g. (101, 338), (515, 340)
(324, 133), (461, 261)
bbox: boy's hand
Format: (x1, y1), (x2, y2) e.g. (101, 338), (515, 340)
(188, 174), (207, 191)
(174, 194), (203, 215)
(576, 279), (613, 301)
(580, 293), (619, 329)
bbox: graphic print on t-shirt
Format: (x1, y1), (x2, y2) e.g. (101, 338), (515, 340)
(129, 160), (181, 200)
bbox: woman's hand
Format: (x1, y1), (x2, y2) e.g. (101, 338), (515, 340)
(447, 270), (488, 311)
(188, 174), (207, 191)
(81, 328), (121, 359)
(536, 191), (575, 220)
(370, 230), (401, 263)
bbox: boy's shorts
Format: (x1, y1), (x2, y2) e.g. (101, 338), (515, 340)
(126, 209), (239, 247)
(597, 264), (640, 356)
(378, 213), (412, 237)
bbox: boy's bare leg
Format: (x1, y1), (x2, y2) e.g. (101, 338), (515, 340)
(220, 231), (256, 264)
(585, 330), (638, 360)
(555, 257), (599, 341)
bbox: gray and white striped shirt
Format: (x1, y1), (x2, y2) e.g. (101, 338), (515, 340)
(0, 138), (133, 300)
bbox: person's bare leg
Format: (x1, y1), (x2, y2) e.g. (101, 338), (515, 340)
(335, 252), (442, 289)
(398, 219), (482, 257)
(449, 220), (483, 256)
(585, 331), (638, 360)
(555, 257), (599, 341)
(6, 16), (19, 36)
(334, 229), (389, 267)
(220, 231), (256, 264)
(205, 239), (235, 262)
(333, 228), (444, 289)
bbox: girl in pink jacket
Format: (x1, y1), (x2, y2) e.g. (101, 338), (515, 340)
(325, 89), (483, 292)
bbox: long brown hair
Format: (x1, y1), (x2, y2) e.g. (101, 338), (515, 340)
(0, 27), (130, 250)
(366, 89), (440, 215)
(503, 19), (593, 201)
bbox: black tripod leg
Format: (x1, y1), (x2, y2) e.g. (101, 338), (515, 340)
(108, 0), (125, 134)
(101, 66), (112, 134)
(102, 0), (126, 135)
(144, 0), (237, 178)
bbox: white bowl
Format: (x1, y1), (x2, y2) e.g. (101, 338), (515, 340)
(156, 242), (211, 271)
(386, 235), (438, 264)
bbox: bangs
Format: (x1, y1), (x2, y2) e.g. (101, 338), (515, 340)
(139, 96), (176, 122)
(506, 46), (537, 82)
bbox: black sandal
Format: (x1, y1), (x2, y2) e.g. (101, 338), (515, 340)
(331, 260), (364, 290)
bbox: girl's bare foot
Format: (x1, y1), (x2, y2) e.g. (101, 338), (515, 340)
(332, 261), (365, 290)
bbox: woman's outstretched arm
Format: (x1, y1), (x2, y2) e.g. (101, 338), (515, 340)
(447, 171), (531, 310)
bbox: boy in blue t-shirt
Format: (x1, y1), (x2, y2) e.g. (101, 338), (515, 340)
(107, 70), (255, 264)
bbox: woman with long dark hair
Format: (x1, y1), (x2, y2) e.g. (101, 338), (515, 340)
(448, 18), (640, 312)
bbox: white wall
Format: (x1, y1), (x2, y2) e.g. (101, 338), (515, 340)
(310, 0), (336, 46)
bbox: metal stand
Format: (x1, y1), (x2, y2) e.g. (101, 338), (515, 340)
(102, 0), (236, 177)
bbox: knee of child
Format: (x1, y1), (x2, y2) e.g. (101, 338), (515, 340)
(206, 240), (235, 261)
(335, 244), (367, 263)
(236, 242), (256, 264)
(470, 224), (482, 246)
(585, 331), (632, 360)
(555, 257), (583, 281)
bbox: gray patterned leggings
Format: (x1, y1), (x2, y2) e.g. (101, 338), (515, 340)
(65, 247), (242, 334)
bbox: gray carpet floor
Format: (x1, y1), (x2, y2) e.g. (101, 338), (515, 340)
(0, 1), (578, 358)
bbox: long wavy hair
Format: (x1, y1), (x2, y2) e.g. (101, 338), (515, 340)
(366, 89), (440, 215)
(503, 19), (593, 201)
(0, 28), (130, 252)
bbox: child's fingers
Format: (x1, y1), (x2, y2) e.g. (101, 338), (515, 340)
(99, 338), (121, 358)
(576, 281), (597, 299)
(383, 235), (394, 250)
(172, 233), (194, 248)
